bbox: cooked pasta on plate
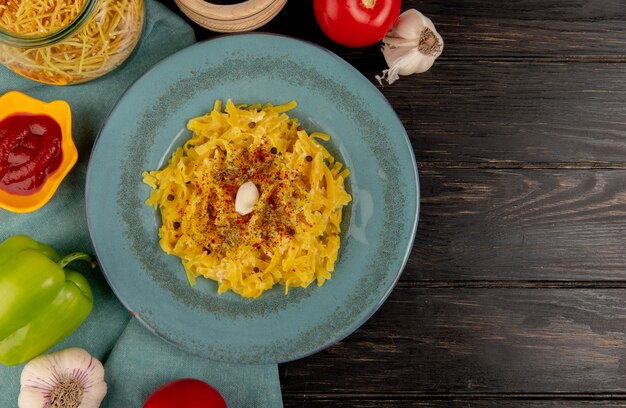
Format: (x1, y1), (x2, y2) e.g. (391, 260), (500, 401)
(143, 100), (352, 298)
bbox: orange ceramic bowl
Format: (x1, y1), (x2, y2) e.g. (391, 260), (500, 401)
(0, 91), (77, 213)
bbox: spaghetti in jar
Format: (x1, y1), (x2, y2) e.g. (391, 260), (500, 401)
(0, 0), (144, 85)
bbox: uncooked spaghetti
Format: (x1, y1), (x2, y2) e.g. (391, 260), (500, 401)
(0, 0), (87, 36)
(0, 0), (143, 85)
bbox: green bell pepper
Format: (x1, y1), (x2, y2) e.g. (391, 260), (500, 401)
(0, 235), (95, 366)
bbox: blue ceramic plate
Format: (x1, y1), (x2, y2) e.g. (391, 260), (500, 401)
(86, 34), (418, 364)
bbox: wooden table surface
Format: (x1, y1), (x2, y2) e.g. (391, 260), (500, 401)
(159, 1), (626, 406)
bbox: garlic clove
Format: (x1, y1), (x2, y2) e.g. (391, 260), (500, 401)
(382, 36), (421, 48)
(387, 9), (423, 40)
(384, 45), (436, 76)
(235, 181), (259, 215)
(19, 347), (107, 408)
(377, 9), (444, 85)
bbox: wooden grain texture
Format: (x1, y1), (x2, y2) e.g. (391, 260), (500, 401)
(392, 63), (626, 164)
(280, 288), (626, 394)
(412, 0), (626, 58)
(283, 400), (626, 408)
(409, 169), (626, 280)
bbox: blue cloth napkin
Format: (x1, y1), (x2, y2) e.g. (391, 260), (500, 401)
(0, 2), (283, 407)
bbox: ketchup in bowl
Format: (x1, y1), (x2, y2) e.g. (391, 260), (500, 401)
(0, 114), (63, 195)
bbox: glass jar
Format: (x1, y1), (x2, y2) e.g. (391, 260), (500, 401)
(0, 0), (144, 85)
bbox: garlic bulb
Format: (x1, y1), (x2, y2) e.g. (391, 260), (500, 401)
(377, 9), (444, 85)
(19, 347), (107, 408)
(235, 181), (259, 215)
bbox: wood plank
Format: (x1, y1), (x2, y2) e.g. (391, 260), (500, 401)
(283, 400), (626, 408)
(412, 0), (626, 58)
(162, 1), (626, 57)
(393, 62), (626, 164)
(409, 169), (626, 281)
(280, 288), (626, 394)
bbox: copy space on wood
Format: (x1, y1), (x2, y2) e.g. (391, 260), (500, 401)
(284, 401), (626, 408)
(410, 169), (626, 281)
(281, 288), (626, 394)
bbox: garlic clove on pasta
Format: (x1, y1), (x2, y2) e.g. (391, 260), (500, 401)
(19, 347), (107, 408)
(235, 181), (259, 215)
(376, 9), (444, 85)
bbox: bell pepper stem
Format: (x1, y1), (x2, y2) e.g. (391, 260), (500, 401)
(56, 252), (97, 270)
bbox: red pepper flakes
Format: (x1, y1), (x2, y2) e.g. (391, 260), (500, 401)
(185, 130), (310, 256)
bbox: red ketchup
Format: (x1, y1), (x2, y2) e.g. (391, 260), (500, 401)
(0, 114), (63, 195)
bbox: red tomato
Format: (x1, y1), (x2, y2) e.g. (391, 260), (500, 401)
(143, 378), (227, 408)
(313, 0), (402, 47)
